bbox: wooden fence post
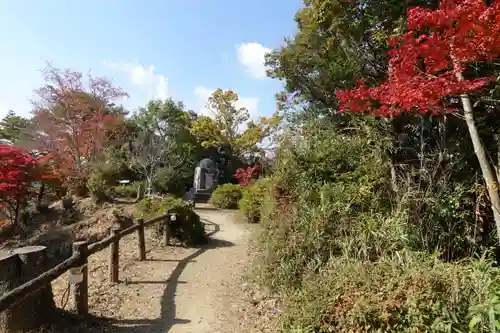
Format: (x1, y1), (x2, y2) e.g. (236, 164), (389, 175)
(71, 241), (88, 316)
(108, 225), (120, 283)
(136, 219), (146, 260)
(163, 212), (171, 246)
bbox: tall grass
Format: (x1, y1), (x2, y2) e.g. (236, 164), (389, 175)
(253, 121), (500, 332)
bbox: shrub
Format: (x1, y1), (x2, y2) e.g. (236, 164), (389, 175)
(137, 196), (163, 218)
(137, 196), (206, 245)
(36, 202), (50, 214)
(67, 175), (88, 197)
(255, 124), (393, 291)
(234, 163), (261, 186)
(239, 178), (270, 223)
(154, 167), (187, 197)
(111, 209), (134, 229)
(87, 171), (111, 202)
(280, 252), (500, 333)
(114, 181), (143, 198)
(210, 184), (243, 209)
(252, 116), (500, 332)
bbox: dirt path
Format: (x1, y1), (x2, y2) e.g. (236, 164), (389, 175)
(51, 207), (254, 332)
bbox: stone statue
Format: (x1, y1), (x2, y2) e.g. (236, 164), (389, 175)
(190, 158), (219, 202)
(193, 166), (202, 190)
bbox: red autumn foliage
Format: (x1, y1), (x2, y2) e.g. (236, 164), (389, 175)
(0, 145), (40, 222)
(336, 0), (500, 116)
(31, 65), (127, 180)
(234, 163), (261, 186)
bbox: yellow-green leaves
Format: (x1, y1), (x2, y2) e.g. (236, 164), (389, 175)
(190, 89), (281, 157)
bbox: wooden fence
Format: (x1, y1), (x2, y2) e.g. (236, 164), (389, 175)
(0, 211), (176, 317)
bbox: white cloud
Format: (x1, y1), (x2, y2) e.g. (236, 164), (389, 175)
(103, 60), (168, 100)
(236, 42), (271, 80)
(193, 86), (259, 120)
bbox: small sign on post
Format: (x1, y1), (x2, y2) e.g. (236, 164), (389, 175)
(68, 266), (85, 284)
(163, 211), (176, 246)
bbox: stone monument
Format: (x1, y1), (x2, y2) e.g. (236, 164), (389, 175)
(189, 158), (219, 203)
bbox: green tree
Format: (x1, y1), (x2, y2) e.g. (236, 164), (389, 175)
(190, 89), (280, 183)
(191, 88), (279, 158)
(130, 98), (203, 194)
(0, 111), (30, 144)
(265, 0), (500, 259)
(133, 99), (199, 157)
(266, 0), (440, 110)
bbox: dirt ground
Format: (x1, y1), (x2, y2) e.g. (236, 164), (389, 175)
(46, 206), (277, 333)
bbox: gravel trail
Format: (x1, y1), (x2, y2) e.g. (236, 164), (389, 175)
(50, 207), (254, 332)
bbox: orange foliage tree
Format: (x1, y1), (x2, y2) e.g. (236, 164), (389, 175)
(30, 65), (127, 186)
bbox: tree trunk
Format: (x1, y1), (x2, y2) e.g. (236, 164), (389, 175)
(146, 176), (153, 196)
(460, 92), (500, 241)
(497, 143), (500, 182)
(37, 182), (45, 205)
(455, 68), (500, 242)
(13, 201), (20, 225)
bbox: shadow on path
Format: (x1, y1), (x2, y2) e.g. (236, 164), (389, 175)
(48, 217), (233, 332)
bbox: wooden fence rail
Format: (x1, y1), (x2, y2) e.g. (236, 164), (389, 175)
(0, 211), (175, 316)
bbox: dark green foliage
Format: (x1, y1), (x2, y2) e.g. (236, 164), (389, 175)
(256, 121), (395, 290)
(210, 184), (243, 209)
(87, 170), (112, 202)
(239, 179), (270, 223)
(114, 181), (143, 198)
(254, 118), (500, 332)
(0, 110), (30, 144)
(153, 167), (187, 197)
(137, 196), (206, 246)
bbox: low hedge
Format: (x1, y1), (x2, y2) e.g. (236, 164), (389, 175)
(210, 184), (243, 209)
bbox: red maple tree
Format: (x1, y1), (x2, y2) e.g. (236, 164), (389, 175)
(0, 145), (40, 224)
(336, 0), (500, 238)
(337, 0), (499, 116)
(31, 65), (127, 181)
(234, 163), (261, 186)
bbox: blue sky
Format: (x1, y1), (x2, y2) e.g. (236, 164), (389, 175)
(0, 0), (302, 120)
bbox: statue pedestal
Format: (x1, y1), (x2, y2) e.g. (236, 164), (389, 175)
(192, 189), (212, 203)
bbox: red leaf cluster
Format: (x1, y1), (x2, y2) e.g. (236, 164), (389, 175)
(336, 0), (500, 116)
(0, 145), (39, 204)
(234, 163), (261, 187)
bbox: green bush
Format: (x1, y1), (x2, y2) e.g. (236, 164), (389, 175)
(114, 181), (143, 198)
(239, 178), (270, 223)
(251, 119), (500, 332)
(280, 252), (500, 333)
(210, 184), (243, 209)
(137, 196), (206, 245)
(255, 124), (394, 291)
(87, 171), (112, 202)
(137, 196), (164, 218)
(154, 167), (187, 197)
